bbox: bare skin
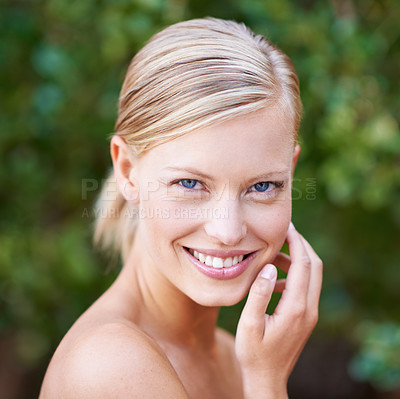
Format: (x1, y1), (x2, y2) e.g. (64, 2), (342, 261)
(40, 108), (322, 399)
(40, 259), (241, 398)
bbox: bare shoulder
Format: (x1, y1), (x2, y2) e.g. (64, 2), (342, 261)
(40, 321), (189, 399)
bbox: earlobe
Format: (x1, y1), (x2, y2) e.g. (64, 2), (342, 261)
(291, 144), (301, 176)
(110, 135), (140, 204)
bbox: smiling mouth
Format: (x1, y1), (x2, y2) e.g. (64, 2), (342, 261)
(183, 247), (252, 269)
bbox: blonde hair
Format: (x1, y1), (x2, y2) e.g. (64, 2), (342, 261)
(94, 17), (302, 262)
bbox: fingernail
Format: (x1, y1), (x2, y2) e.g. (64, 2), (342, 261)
(289, 221), (295, 230)
(260, 264), (277, 281)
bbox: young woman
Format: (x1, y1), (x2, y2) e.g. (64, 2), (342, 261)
(40, 18), (322, 399)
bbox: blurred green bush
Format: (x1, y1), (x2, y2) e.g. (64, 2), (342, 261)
(1, 0), (399, 396)
(349, 321), (400, 391)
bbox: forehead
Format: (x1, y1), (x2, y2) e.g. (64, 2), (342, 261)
(139, 107), (295, 176)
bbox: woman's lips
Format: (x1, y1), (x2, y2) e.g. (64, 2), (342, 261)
(186, 247), (249, 268)
(188, 247), (253, 258)
(182, 246), (258, 280)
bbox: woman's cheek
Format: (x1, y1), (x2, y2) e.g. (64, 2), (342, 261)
(247, 202), (291, 255)
(140, 197), (201, 241)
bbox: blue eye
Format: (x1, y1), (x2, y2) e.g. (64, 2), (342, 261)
(253, 182), (272, 192)
(179, 179), (199, 189)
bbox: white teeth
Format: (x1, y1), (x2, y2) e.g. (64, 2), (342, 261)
(212, 257), (224, 268)
(189, 249), (248, 269)
(223, 257), (233, 267)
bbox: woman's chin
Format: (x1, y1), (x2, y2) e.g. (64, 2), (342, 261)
(191, 290), (248, 308)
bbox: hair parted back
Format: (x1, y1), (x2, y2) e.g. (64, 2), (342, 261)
(94, 17), (302, 262)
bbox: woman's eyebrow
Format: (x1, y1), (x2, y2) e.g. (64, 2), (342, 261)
(249, 170), (291, 180)
(163, 166), (290, 180)
(163, 166), (212, 180)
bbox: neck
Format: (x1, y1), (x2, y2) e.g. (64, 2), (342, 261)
(115, 239), (220, 353)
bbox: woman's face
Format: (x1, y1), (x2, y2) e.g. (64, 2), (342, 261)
(131, 107), (299, 307)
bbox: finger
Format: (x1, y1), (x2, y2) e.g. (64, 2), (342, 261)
(274, 279), (286, 292)
(275, 223), (311, 315)
(272, 252), (291, 274)
(300, 236), (323, 308)
(238, 264), (277, 339)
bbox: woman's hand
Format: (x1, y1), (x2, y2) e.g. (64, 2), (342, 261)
(235, 223), (323, 399)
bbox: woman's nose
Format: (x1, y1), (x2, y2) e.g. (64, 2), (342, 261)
(203, 200), (247, 246)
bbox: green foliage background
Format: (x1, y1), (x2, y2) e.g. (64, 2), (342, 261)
(1, 0), (399, 397)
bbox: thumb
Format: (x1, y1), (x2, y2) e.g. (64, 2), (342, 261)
(238, 264), (277, 339)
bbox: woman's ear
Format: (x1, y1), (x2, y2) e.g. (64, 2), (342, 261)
(110, 135), (140, 204)
(291, 144), (301, 176)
